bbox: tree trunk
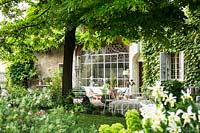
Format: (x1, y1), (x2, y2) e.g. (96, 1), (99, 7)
(62, 27), (76, 103)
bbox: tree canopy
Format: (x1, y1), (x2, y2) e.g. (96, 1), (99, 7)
(1, 0), (199, 103)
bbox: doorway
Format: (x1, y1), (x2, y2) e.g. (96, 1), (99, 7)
(139, 62), (143, 92)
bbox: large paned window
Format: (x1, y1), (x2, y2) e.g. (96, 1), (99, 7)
(170, 53), (180, 79)
(80, 45), (129, 87)
(160, 52), (184, 81)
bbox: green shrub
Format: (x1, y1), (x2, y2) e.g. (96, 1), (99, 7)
(161, 80), (184, 102)
(99, 123), (125, 133)
(6, 61), (37, 88)
(46, 70), (62, 105)
(99, 110), (142, 133)
(125, 109), (142, 132)
(0, 88), (97, 132)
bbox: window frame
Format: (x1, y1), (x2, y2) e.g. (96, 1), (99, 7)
(160, 52), (184, 81)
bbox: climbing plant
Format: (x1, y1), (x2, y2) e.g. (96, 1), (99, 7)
(141, 1), (200, 88)
(6, 61), (37, 89)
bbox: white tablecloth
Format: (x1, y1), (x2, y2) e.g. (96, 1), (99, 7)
(109, 99), (140, 115)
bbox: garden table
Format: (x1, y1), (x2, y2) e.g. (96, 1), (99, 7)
(109, 99), (141, 115)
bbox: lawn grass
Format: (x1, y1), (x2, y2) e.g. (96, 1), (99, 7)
(76, 113), (126, 130)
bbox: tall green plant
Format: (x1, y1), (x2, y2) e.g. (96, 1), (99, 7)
(6, 61), (37, 89)
(46, 70), (62, 105)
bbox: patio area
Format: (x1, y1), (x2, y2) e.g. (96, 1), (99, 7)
(73, 86), (154, 115)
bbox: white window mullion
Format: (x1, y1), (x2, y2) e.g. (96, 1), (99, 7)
(117, 54), (119, 87)
(103, 54), (105, 85)
(175, 53), (179, 79)
(166, 53), (171, 80)
(179, 52), (184, 81)
(160, 52), (167, 81)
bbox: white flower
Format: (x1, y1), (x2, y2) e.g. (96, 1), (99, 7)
(7, 104), (11, 108)
(36, 100), (40, 104)
(164, 93), (176, 107)
(155, 81), (161, 87)
(1, 89), (8, 97)
(28, 88), (33, 94)
(140, 103), (166, 131)
(140, 103), (157, 120)
(181, 89), (193, 102)
(167, 110), (182, 133)
(28, 110), (33, 115)
(151, 104), (166, 130)
(166, 123), (181, 133)
(152, 86), (168, 102)
(181, 105), (196, 127)
(168, 110), (182, 123)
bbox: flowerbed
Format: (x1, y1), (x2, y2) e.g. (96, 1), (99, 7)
(0, 88), (96, 132)
(99, 83), (200, 133)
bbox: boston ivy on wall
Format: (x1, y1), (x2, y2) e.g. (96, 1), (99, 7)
(142, 42), (160, 88)
(184, 44), (200, 86)
(142, 39), (200, 89)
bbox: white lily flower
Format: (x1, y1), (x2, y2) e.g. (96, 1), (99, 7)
(181, 105), (196, 127)
(156, 81), (161, 87)
(168, 110), (182, 123)
(152, 86), (167, 102)
(166, 123), (181, 133)
(167, 109), (183, 132)
(181, 89), (193, 102)
(140, 103), (157, 120)
(164, 93), (176, 107)
(141, 103), (166, 131)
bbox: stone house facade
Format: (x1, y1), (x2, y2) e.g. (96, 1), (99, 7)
(36, 43), (143, 93)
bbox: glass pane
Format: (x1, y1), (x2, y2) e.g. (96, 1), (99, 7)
(125, 54), (129, 62)
(118, 63), (123, 68)
(105, 63), (110, 78)
(125, 63), (129, 70)
(118, 54), (125, 62)
(111, 63), (117, 77)
(118, 79), (124, 87)
(98, 55), (104, 63)
(81, 64), (91, 79)
(95, 78), (104, 86)
(110, 54), (117, 62)
(93, 64), (98, 78)
(80, 79), (89, 86)
(118, 67), (124, 78)
(99, 64), (104, 78)
(92, 55), (97, 63)
(105, 55), (110, 62)
(81, 56), (86, 63)
(110, 68), (117, 87)
(176, 55), (180, 79)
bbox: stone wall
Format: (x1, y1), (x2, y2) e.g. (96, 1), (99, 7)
(35, 47), (64, 78)
(35, 46), (78, 88)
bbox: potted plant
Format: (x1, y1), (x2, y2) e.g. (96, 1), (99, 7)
(38, 75), (44, 85)
(105, 81), (117, 98)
